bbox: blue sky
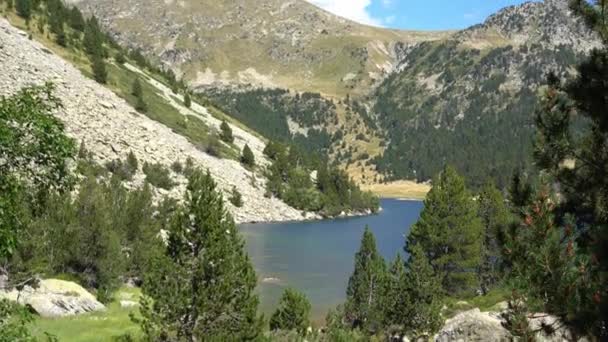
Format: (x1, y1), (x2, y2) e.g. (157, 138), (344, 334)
(307, 0), (538, 30)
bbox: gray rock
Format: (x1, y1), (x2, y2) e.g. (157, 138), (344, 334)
(435, 308), (510, 342)
(0, 279), (105, 317)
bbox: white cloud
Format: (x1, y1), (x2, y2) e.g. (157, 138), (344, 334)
(306, 0), (383, 26)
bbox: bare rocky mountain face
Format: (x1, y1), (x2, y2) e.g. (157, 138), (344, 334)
(0, 18), (311, 224)
(67, 0), (449, 97)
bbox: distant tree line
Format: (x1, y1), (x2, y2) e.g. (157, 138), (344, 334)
(263, 141), (379, 216)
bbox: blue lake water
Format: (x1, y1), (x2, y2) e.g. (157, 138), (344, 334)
(239, 198), (424, 321)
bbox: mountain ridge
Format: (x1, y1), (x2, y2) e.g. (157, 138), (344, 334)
(68, 0), (450, 97)
(68, 0), (603, 188)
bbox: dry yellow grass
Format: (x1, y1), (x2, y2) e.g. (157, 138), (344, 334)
(362, 180), (431, 200)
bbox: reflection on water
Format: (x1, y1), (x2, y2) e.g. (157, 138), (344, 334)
(239, 199), (423, 321)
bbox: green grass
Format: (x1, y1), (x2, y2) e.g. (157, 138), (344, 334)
(105, 64), (236, 159)
(443, 287), (510, 318)
(31, 287), (142, 342)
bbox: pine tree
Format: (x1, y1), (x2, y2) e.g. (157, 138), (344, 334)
(269, 288), (312, 335)
(241, 144), (255, 167)
(83, 16), (103, 57)
(504, 18), (608, 333)
(136, 170), (263, 340)
(477, 181), (510, 294)
(68, 6), (85, 32)
(402, 244), (443, 338)
(132, 79), (147, 112)
(131, 79), (143, 98)
(91, 54), (107, 84)
(406, 165), (482, 295)
(382, 254), (408, 328)
(219, 120), (234, 143)
(115, 51), (126, 65)
(344, 227), (386, 333)
(183, 92), (191, 108)
(15, 0), (31, 21)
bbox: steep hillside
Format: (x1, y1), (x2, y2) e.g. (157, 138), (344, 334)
(372, 0), (603, 187)
(67, 0), (603, 192)
(68, 0), (449, 97)
(0, 16), (310, 223)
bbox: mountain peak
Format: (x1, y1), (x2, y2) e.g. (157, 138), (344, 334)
(455, 0), (602, 52)
(70, 0), (449, 96)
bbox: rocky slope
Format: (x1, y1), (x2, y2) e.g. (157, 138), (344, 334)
(67, 0), (449, 97)
(0, 18), (311, 224)
(372, 0), (603, 187)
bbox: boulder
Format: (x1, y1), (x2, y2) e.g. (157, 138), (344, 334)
(0, 279), (105, 317)
(433, 308), (589, 342)
(435, 309), (510, 342)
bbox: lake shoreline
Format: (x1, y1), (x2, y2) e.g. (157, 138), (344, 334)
(241, 199), (424, 320)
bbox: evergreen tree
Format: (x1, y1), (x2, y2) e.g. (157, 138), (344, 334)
(183, 92), (191, 108)
(136, 170), (263, 340)
(49, 15), (67, 47)
(68, 6), (85, 32)
(406, 165), (482, 295)
(241, 144), (255, 167)
(71, 176), (125, 302)
(15, 0), (31, 20)
(132, 79), (147, 112)
(115, 51), (126, 65)
(382, 254), (408, 328)
(131, 78), (143, 98)
(344, 227), (386, 333)
(91, 54), (107, 84)
(502, 13), (608, 333)
(269, 288), (312, 335)
(219, 120), (234, 144)
(401, 245), (443, 338)
(83, 16), (103, 57)
(477, 181), (510, 294)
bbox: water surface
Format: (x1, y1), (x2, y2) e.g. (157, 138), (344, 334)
(240, 199), (423, 321)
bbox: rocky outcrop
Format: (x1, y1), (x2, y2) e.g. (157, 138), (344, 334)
(435, 309), (510, 342)
(0, 18), (309, 224)
(434, 308), (589, 342)
(0, 279), (105, 317)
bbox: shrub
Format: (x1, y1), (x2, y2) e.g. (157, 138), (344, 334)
(183, 157), (196, 178)
(170, 161), (183, 174)
(142, 162), (174, 190)
(219, 120), (234, 143)
(241, 144), (255, 167)
(270, 288), (312, 335)
(229, 186), (243, 207)
(115, 52), (126, 64)
(105, 154), (137, 181)
(204, 135), (223, 158)
(184, 92), (191, 108)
